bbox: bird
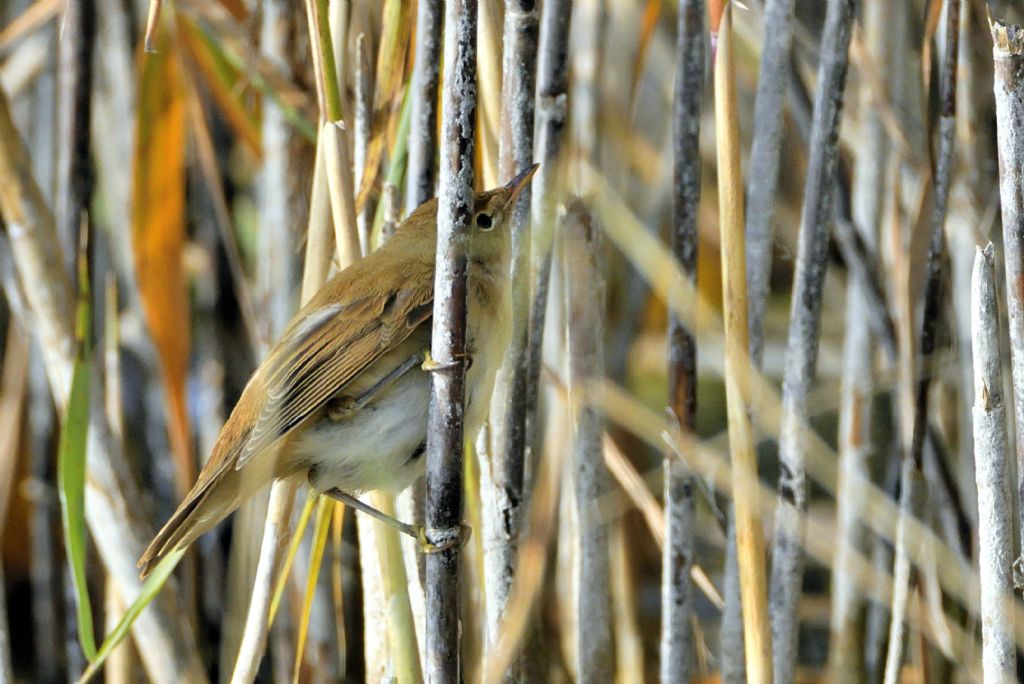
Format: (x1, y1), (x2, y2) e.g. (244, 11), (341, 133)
(138, 165), (539, 578)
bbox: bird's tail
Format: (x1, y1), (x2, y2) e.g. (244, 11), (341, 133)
(137, 481), (231, 579)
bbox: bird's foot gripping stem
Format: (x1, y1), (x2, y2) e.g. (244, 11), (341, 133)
(322, 487), (471, 553)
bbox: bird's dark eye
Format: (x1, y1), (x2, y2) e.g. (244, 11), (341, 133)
(476, 212), (493, 230)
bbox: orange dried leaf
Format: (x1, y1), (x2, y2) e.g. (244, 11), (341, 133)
(132, 37), (193, 495)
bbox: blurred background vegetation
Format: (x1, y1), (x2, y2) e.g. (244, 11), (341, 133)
(1, 0), (1023, 682)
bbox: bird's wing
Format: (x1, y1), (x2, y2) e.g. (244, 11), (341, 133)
(236, 261), (434, 469)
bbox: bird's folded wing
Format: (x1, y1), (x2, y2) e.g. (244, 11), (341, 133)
(236, 265), (434, 470)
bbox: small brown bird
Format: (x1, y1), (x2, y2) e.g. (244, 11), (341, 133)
(138, 166), (538, 578)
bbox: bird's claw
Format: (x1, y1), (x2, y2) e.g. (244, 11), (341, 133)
(421, 350), (472, 373)
(326, 395), (358, 421)
(415, 523), (472, 554)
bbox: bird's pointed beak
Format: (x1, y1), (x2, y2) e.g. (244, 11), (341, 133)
(504, 163), (540, 206)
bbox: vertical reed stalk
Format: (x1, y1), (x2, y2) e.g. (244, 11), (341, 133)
(768, 1), (857, 680)
(661, 0), (703, 681)
(729, 0), (795, 672)
(563, 199), (612, 681)
(526, 0), (572, 460)
(425, 1), (477, 680)
(480, 2), (538, 676)
(54, 0), (95, 276)
(743, 0), (795, 368)
(970, 244), (1017, 683)
(406, 0), (442, 214)
(991, 14), (1024, 575)
(714, 8), (773, 683)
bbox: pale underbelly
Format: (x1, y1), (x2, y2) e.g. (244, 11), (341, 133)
(289, 365), (432, 494)
(282, 328), (501, 496)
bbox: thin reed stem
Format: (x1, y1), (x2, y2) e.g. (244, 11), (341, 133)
(991, 12), (1024, 581)
(526, 0), (572, 465)
(744, 0), (795, 369)
(406, 0), (442, 213)
(971, 244), (1017, 682)
(481, 1), (538, 678)
(714, 8), (773, 682)
(563, 199), (612, 680)
(768, 1), (857, 680)
(661, 0), (703, 680)
(425, 1), (477, 679)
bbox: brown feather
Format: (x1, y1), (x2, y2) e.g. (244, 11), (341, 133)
(139, 229), (435, 577)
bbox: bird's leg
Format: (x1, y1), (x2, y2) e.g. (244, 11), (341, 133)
(321, 487), (470, 554)
(326, 351), (426, 421)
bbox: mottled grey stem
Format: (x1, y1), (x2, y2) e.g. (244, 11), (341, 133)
(991, 15), (1024, 586)
(661, 0), (703, 681)
(720, 508), (746, 684)
(406, 0), (442, 213)
(744, 0), (796, 369)
(885, 1), (961, 675)
(769, 1), (857, 681)
(525, 0), (571, 464)
(971, 244), (1017, 683)
(481, 1), (538, 678)
(425, 1), (476, 680)
(563, 200), (612, 682)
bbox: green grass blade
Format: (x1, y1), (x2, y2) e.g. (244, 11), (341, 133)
(75, 547), (186, 683)
(58, 353), (95, 660)
(58, 241), (96, 661)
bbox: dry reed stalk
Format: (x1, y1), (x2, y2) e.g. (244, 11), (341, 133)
(424, 0), (477, 679)
(563, 199), (612, 680)
(713, 7), (773, 682)
(743, 0), (795, 368)
(768, 0), (857, 679)
(354, 35), (372, 252)
(991, 13), (1024, 581)
(525, 0), (571, 463)
(661, 0), (703, 680)
(591, 379), (984, 676)
(54, 0), (94, 276)
(729, 0), (794, 672)
(406, 0), (442, 213)
(369, 491), (423, 683)
(480, 3), (538, 676)
(588, 164), (1017, 631)
(971, 244), (1017, 683)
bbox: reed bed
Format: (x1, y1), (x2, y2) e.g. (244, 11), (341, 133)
(1, 0), (1023, 682)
